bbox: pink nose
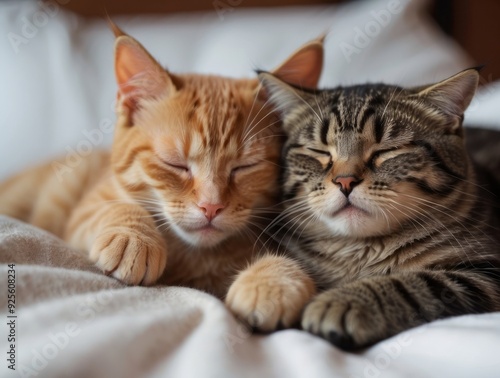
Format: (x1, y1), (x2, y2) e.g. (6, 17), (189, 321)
(198, 203), (225, 221)
(333, 175), (362, 197)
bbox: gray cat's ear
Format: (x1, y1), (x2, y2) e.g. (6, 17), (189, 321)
(270, 33), (325, 89)
(415, 68), (480, 117)
(111, 21), (176, 114)
(258, 71), (306, 115)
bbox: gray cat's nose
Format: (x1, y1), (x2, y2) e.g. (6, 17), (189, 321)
(333, 175), (362, 197)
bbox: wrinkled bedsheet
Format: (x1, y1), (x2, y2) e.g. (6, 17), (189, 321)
(1, 215), (500, 378)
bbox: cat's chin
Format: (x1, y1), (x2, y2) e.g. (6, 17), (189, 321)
(321, 206), (389, 238)
(330, 204), (368, 218)
(172, 223), (229, 248)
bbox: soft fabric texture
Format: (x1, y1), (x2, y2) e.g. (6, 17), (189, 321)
(1, 215), (500, 378)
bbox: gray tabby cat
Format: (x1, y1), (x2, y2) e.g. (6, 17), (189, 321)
(257, 68), (500, 349)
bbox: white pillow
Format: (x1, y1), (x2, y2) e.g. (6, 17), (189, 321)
(0, 0), (472, 179)
(465, 81), (500, 129)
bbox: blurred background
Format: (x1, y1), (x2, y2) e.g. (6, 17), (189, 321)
(1, 0), (499, 180)
(61, 0), (500, 81)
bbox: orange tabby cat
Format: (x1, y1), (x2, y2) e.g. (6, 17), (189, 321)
(0, 27), (321, 328)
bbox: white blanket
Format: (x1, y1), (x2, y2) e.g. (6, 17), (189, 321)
(1, 215), (500, 378)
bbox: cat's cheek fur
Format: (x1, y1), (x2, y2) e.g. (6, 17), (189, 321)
(225, 255), (316, 332)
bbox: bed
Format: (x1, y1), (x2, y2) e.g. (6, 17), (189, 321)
(1, 0), (500, 377)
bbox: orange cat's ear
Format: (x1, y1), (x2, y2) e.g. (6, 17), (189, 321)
(111, 22), (176, 114)
(270, 33), (325, 89)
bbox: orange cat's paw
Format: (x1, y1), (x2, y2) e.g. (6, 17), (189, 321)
(90, 227), (167, 285)
(225, 256), (315, 332)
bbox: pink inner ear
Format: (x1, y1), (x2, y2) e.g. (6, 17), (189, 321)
(114, 38), (172, 111)
(277, 48), (322, 88)
(272, 41), (324, 89)
(115, 44), (145, 110)
(116, 42), (146, 86)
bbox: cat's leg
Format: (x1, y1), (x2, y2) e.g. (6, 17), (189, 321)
(302, 269), (500, 349)
(66, 183), (167, 286)
(0, 167), (43, 223)
(0, 152), (108, 237)
(226, 255), (316, 331)
(29, 152), (108, 237)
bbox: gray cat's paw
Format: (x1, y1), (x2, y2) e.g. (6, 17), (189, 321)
(301, 288), (386, 349)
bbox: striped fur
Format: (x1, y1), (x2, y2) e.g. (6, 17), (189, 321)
(257, 68), (500, 349)
(0, 29), (323, 314)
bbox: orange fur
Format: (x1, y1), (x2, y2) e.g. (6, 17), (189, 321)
(0, 29), (322, 320)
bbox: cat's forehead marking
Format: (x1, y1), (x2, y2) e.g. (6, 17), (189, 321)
(335, 131), (365, 159)
(319, 85), (417, 148)
(188, 132), (205, 158)
(296, 88), (385, 152)
(150, 74), (275, 170)
(181, 76), (257, 152)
